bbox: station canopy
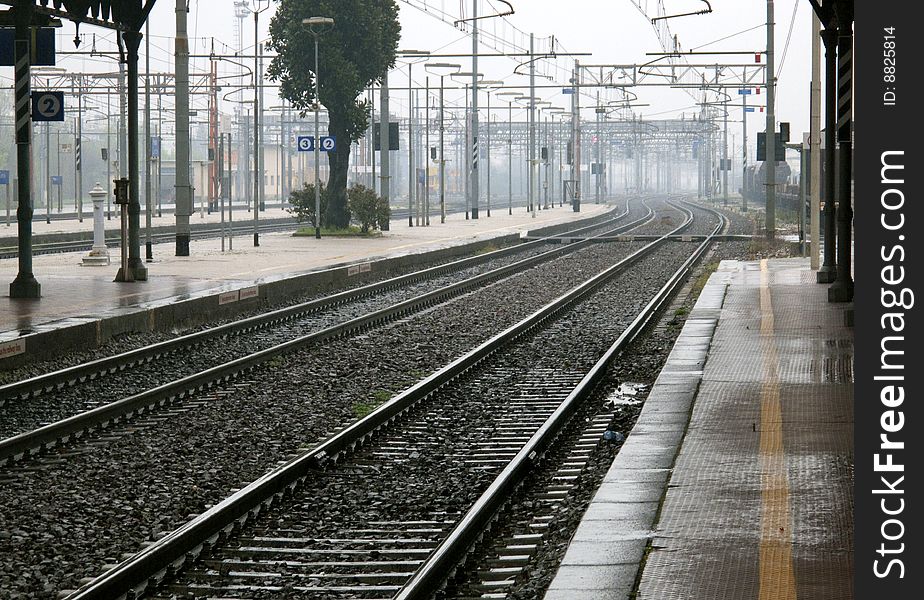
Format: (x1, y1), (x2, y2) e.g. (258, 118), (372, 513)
(0, 1), (156, 32)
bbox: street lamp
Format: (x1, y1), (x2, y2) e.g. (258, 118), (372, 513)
(425, 62), (461, 223)
(496, 91), (523, 215)
(303, 16), (335, 239)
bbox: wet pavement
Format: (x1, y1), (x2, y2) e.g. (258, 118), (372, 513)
(545, 257), (854, 599)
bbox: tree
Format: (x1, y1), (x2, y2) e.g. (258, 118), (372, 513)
(268, 0), (400, 228)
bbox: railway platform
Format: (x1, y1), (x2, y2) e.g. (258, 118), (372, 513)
(545, 257), (853, 599)
(0, 203), (611, 364)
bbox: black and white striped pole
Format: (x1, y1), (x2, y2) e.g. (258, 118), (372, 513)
(10, 0), (40, 298)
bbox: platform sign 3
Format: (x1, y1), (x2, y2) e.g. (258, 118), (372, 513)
(0, 170), (8, 185)
(32, 91), (64, 122)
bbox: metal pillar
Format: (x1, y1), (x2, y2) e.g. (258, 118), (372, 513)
(9, 0), (39, 297)
(809, 12), (821, 270)
(408, 62), (414, 227)
(742, 91), (748, 212)
(380, 70), (390, 230)
(439, 77), (445, 223)
(175, 0), (192, 255)
(508, 100), (513, 215)
(253, 23), (262, 245)
(485, 89), (490, 217)
(144, 21), (153, 262)
(313, 33), (322, 239)
(595, 92), (601, 204)
(722, 102), (728, 205)
(115, 30), (147, 281)
(817, 25), (838, 283)
(528, 34), (535, 217)
(572, 60), (581, 212)
(470, 0), (479, 219)
(829, 21), (853, 302)
(765, 0), (777, 239)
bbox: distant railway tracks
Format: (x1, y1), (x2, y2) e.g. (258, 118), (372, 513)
(50, 198), (725, 600)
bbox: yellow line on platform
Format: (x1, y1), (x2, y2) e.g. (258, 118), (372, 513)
(757, 259), (796, 599)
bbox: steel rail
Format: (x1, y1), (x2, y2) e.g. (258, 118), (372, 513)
(395, 202), (727, 600)
(0, 207), (652, 463)
(63, 200), (693, 600)
(0, 205), (632, 406)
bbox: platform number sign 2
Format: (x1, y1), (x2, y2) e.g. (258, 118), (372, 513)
(32, 91), (64, 122)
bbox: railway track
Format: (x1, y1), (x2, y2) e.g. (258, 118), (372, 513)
(0, 199), (653, 460)
(52, 198), (726, 600)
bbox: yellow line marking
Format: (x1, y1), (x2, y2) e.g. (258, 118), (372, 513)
(757, 259), (797, 599)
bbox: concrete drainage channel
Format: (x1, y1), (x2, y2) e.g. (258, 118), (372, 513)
(59, 202), (724, 600)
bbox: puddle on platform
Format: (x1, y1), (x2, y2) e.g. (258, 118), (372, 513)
(607, 381), (648, 406)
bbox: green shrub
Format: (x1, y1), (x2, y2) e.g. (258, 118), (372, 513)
(287, 182), (330, 227)
(348, 184), (391, 233)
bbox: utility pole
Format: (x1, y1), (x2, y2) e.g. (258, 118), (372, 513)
(765, 0), (777, 239)
(175, 0), (192, 255)
(470, 0), (479, 219)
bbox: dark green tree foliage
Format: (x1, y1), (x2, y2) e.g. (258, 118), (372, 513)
(268, 0), (400, 228)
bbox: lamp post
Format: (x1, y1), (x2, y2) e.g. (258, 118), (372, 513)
(496, 92), (521, 215)
(425, 63), (461, 224)
(303, 17), (336, 240)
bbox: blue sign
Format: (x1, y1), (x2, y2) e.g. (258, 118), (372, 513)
(737, 89), (752, 95)
(151, 136), (161, 159)
(32, 91), (64, 122)
(562, 88), (574, 95)
(297, 135), (337, 152)
(51, 175), (62, 186)
(744, 107), (756, 113)
(0, 28), (56, 67)
(0, 170), (8, 185)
